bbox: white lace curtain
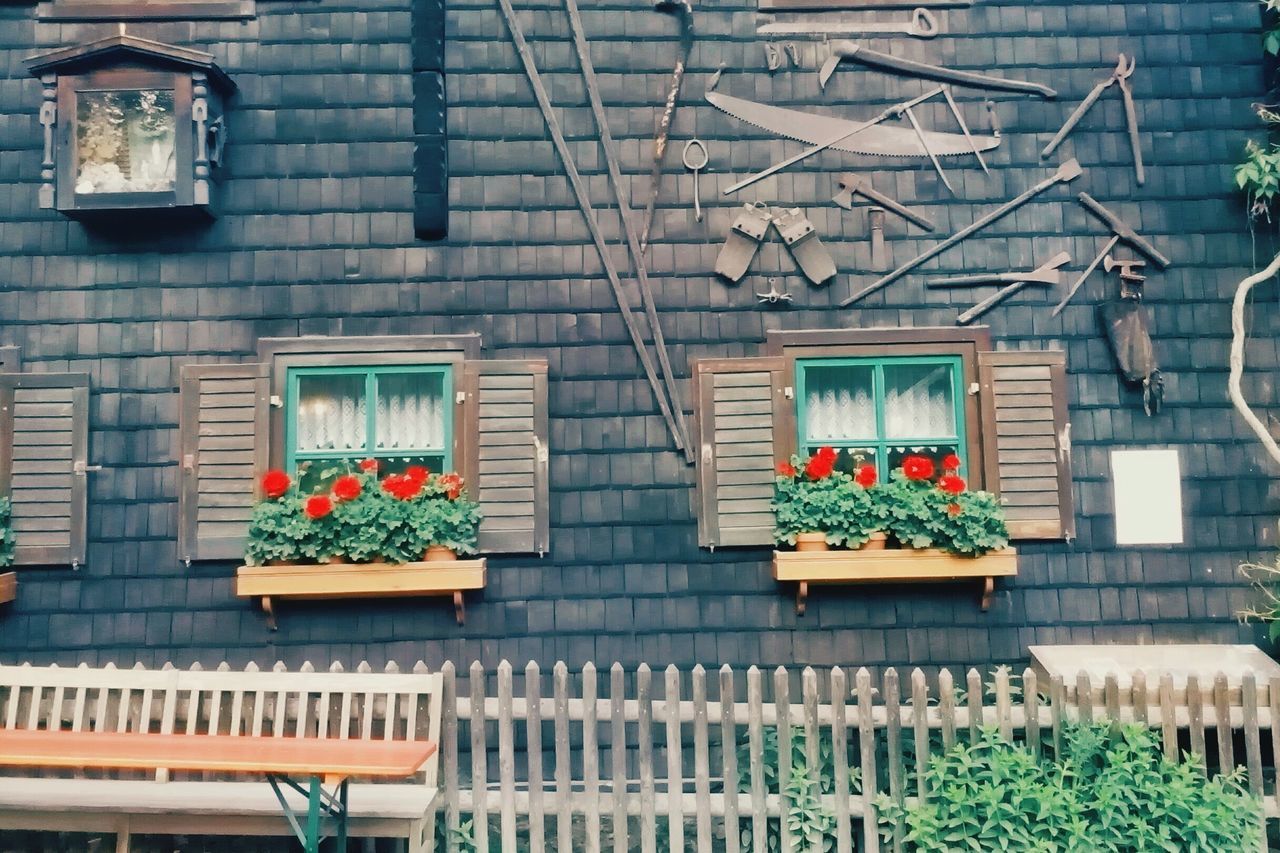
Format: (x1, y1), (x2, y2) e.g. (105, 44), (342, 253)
(296, 372), (444, 454)
(805, 363), (955, 443)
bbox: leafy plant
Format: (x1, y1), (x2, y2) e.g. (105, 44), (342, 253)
(878, 723), (1262, 851)
(1234, 137), (1280, 220)
(772, 449), (881, 548)
(1237, 553), (1280, 642)
(385, 472), (481, 561)
(0, 497), (14, 569)
(244, 486), (327, 566)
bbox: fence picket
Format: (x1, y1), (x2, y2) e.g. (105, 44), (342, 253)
(910, 669), (928, 803)
(692, 665), (712, 853)
(1187, 674), (1206, 772)
(803, 668), (822, 853)
(994, 667), (1012, 742)
(1159, 673), (1177, 761)
(1049, 674), (1064, 756)
(554, 662), (572, 852)
(1213, 672), (1232, 776)
(1104, 673), (1120, 724)
(1243, 672), (1265, 853)
(747, 667), (767, 853)
(610, 663), (627, 853)
(1022, 669), (1039, 753)
(584, 663), (601, 853)
(1075, 672), (1092, 724)
(720, 665), (741, 853)
(857, 668), (880, 853)
(527, 662), (546, 853)
(966, 669), (983, 743)
(638, 664), (657, 853)
(1131, 670), (1148, 727)
(470, 661), (490, 853)
(498, 661), (517, 853)
(666, 665), (684, 852)
(774, 667), (793, 853)
(938, 669), (956, 749)
(883, 668), (903, 853)
(831, 667), (852, 853)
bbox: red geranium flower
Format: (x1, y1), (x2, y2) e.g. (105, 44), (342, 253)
(332, 474), (362, 502)
(938, 474), (966, 495)
(261, 469), (291, 499)
(404, 465), (429, 483)
(304, 494), (333, 519)
(901, 456), (934, 481)
(855, 464), (877, 488)
(439, 473), (464, 500)
(358, 458), (379, 473)
(942, 453), (961, 472)
(381, 474), (423, 501)
(947, 502), (962, 516)
(816, 446), (837, 462)
(776, 461), (797, 477)
(804, 452), (835, 480)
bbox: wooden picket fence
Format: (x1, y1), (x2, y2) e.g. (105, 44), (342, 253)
(437, 660), (1280, 853)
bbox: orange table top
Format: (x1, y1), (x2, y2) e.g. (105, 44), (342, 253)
(0, 729), (436, 780)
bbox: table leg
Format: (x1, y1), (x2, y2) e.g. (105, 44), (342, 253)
(336, 778), (349, 850)
(307, 774), (323, 853)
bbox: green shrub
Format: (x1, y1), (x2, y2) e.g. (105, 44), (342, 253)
(877, 723), (1262, 851)
(0, 497), (14, 568)
(772, 450), (880, 549)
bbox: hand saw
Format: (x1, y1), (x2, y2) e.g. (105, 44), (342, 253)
(706, 90), (1000, 158)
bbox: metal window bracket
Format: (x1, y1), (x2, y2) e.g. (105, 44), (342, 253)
(270, 395), (284, 408)
(73, 461), (102, 476)
(784, 386), (794, 400)
(455, 391), (466, 404)
(968, 382), (980, 395)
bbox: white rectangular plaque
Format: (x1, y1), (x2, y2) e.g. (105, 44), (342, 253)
(1110, 448), (1183, 545)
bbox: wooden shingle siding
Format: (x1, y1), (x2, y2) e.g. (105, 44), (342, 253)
(0, 373), (88, 567)
(979, 350), (1075, 541)
(177, 363), (269, 563)
(694, 358), (785, 549)
(465, 360), (550, 555)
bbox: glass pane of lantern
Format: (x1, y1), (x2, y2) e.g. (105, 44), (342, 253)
(75, 89), (176, 195)
(295, 374), (367, 455)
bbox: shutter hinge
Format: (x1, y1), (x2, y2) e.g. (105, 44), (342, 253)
(269, 395), (284, 408)
(701, 444), (713, 466)
(1059, 421), (1072, 463)
(71, 558), (81, 571)
(533, 436), (548, 464)
(968, 382), (980, 396)
(783, 386), (794, 400)
(456, 391), (466, 404)
(182, 453), (195, 473)
(73, 461), (102, 476)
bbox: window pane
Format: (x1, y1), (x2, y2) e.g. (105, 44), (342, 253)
(883, 363), (956, 440)
(296, 374), (367, 454)
(376, 372), (446, 452)
(801, 445), (878, 476)
(75, 90), (176, 194)
(887, 444), (961, 480)
(803, 364), (876, 443)
(295, 453), (446, 494)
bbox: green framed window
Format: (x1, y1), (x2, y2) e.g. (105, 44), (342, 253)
(285, 364), (452, 490)
(796, 356), (966, 481)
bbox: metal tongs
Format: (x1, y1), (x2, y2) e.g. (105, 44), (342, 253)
(1041, 54), (1144, 185)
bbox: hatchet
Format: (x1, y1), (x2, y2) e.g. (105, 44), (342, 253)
(946, 251), (1072, 325)
(832, 173), (936, 232)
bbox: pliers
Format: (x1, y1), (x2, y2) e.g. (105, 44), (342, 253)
(1041, 54), (1144, 186)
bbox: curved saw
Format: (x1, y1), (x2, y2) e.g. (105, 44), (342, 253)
(706, 89), (1000, 158)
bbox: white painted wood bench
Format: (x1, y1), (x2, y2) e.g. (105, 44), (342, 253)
(0, 660), (443, 852)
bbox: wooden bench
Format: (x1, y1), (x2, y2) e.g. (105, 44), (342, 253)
(0, 660), (444, 852)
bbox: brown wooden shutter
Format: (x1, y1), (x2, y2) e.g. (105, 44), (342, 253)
(463, 359), (550, 555)
(693, 357), (787, 549)
(978, 350), (1075, 541)
(176, 363), (269, 563)
(0, 373), (89, 567)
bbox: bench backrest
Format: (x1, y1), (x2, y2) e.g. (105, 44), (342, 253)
(0, 661), (443, 784)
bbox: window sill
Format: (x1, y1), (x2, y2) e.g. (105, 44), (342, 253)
(772, 547), (1017, 615)
(236, 558), (486, 629)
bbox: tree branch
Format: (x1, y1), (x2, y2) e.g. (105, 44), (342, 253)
(1229, 251), (1280, 467)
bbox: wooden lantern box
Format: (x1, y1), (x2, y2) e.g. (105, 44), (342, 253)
(773, 547), (1018, 615)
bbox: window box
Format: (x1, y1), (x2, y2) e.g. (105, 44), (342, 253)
(773, 547), (1017, 615)
(26, 34), (235, 219)
(235, 558), (487, 630)
(0, 573), (15, 606)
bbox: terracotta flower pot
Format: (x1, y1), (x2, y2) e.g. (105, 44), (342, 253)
(862, 532), (888, 551)
(326, 555), (348, 565)
(794, 532), (829, 552)
(425, 545), (458, 562)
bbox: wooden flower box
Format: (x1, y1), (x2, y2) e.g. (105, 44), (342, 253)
(773, 547), (1017, 615)
(0, 572), (15, 605)
(235, 559), (486, 629)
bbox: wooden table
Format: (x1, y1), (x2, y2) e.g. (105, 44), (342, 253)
(0, 729), (437, 852)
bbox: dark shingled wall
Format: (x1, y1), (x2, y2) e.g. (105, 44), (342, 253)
(0, 0), (1275, 674)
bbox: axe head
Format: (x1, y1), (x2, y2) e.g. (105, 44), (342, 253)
(832, 173), (863, 210)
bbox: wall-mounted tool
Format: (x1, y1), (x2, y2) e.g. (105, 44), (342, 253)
(758, 7), (939, 37)
(900, 99), (955, 194)
(869, 207), (887, 270)
(638, 0), (694, 252)
(757, 278), (794, 304)
(1041, 55), (1144, 185)
(1099, 256), (1161, 415)
(1104, 254), (1146, 298)
(1051, 192), (1170, 316)
(942, 87), (989, 174)
(841, 159), (1083, 306)
(682, 138), (708, 222)
(833, 173), (935, 231)
(761, 0), (971, 9)
(708, 88), (999, 164)
(765, 42), (783, 71)
(716, 202), (773, 282)
(927, 251), (1071, 324)
(819, 42), (1057, 98)
(773, 206), (836, 285)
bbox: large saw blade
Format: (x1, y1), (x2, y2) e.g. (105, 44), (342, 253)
(706, 90), (1000, 158)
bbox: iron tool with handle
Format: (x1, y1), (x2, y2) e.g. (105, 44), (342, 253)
(927, 251), (1071, 325)
(682, 138), (708, 222)
(832, 173), (936, 231)
(1051, 192), (1169, 316)
(758, 7), (939, 37)
(1041, 55), (1144, 185)
(819, 42), (1057, 97)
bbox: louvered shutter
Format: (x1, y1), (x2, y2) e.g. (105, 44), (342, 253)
(0, 373), (89, 567)
(463, 360), (550, 555)
(978, 350), (1075, 540)
(176, 363), (269, 563)
(694, 358), (786, 548)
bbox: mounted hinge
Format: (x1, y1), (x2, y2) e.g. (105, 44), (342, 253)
(73, 461), (102, 476)
(182, 557), (192, 568)
(534, 436), (549, 464)
(71, 558), (81, 571)
(701, 444), (713, 465)
(455, 391), (466, 404)
(182, 453), (195, 473)
(784, 386), (794, 400)
(270, 395), (283, 408)
(968, 382), (980, 395)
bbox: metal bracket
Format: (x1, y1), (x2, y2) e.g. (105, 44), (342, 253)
(73, 461), (102, 476)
